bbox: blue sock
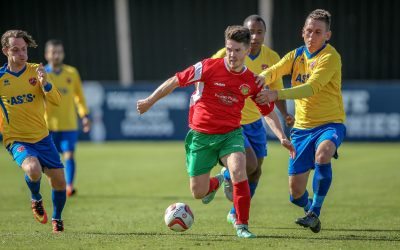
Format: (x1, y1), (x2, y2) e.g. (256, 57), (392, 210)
(223, 168), (231, 181)
(52, 190), (66, 220)
(249, 182), (258, 198)
(229, 182), (258, 215)
(24, 174), (42, 201)
(290, 190), (311, 212)
(310, 163), (332, 216)
(65, 158), (76, 186)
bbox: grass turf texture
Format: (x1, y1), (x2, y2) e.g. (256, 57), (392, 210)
(0, 142), (399, 249)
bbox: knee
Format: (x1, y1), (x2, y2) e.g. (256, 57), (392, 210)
(289, 184), (305, 199)
(315, 152), (331, 164)
(63, 151), (74, 160)
(315, 144), (336, 164)
(24, 163), (42, 181)
(190, 185), (207, 199)
(54, 178), (66, 191)
(248, 166), (262, 182)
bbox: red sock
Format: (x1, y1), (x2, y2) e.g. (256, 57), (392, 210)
(206, 177), (220, 195)
(233, 180), (251, 225)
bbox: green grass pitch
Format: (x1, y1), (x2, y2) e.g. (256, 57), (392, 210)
(0, 142), (399, 249)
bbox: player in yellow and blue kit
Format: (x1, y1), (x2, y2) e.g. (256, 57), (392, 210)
(44, 40), (90, 197)
(255, 10), (346, 233)
(212, 15), (295, 225)
(0, 30), (66, 233)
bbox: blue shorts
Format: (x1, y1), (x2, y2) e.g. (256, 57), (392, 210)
(7, 135), (64, 169)
(289, 123), (346, 176)
(242, 119), (267, 158)
(50, 130), (78, 153)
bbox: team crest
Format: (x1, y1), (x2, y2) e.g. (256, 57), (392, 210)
(28, 77), (37, 86)
(3, 79), (10, 86)
(239, 84), (251, 95)
(17, 145), (25, 153)
(261, 64), (268, 70)
(66, 77), (72, 84)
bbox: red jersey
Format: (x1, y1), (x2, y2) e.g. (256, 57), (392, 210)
(176, 58), (274, 134)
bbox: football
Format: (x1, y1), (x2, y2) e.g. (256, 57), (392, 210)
(164, 202), (194, 232)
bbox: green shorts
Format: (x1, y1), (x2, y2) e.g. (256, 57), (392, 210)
(184, 128), (245, 177)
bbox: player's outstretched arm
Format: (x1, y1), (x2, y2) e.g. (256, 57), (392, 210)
(264, 111), (296, 158)
(137, 76), (180, 114)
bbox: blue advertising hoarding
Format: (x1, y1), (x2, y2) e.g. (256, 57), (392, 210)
(80, 82), (400, 142)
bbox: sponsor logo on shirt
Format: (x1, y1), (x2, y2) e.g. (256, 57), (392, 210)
(28, 77), (37, 86)
(214, 82), (225, 87)
(295, 73), (310, 84)
(7, 94), (35, 105)
(3, 79), (10, 86)
(215, 92), (238, 106)
(239, 84), (251, 95)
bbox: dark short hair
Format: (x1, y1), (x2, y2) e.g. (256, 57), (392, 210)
(306, 9), (331, 31)
(45, 39), (63, 51)
(243, 14), (266, 30)
(1, 30), (37, 48)
(224, 25), (250, 46)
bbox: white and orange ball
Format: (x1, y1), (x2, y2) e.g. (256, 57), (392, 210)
(164, 202), (194, 232)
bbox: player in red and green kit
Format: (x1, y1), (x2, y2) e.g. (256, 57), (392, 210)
(137, 26), (295, 238)
(212, 15), (295, 225)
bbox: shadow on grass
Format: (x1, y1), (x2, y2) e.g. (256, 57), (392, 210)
(82, 231), (400, 242)
(258, 226), (400, 233)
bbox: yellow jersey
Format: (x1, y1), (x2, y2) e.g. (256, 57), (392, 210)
(262, 44), (345, 129)
(212, 45), (283, 124)
(45, 64), (89, 131)
(0, 63), (61, 146)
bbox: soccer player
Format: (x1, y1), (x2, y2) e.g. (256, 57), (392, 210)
(137, 26), (295, 238)
(0, 30), (66, 233)
(255, 9), (346, 233)
(211, 14), (295, 225)
(44, 39), (90, 197)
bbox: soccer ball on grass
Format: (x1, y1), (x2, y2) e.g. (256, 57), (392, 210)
(164, 202), (194, 232)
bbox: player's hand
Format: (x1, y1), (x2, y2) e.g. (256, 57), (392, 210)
(255, 89), (278, 105)
(137, 98), (153, 114)
(82, 116), (91, 133)
(280, 138), (296, 159)
(36, 63), (48, 87)
(255, 74), (265, 88)
(284, 114), (295, 127)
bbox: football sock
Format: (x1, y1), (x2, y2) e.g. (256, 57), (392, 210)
(228, 181), (258, 215)
(206, 176), (220, 195)
(65, 158), (76, 186)
(223, 168), (231, 181)
(249, 182), (258, 198)
(290, 189), (311, 212)
(24, 174), (42, 201)
(310, 163), (332, 216)
(233, 180), (251, 225)
(52, 190), (66, 220)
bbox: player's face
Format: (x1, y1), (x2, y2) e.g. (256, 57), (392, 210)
(245, 20), (265, 55)
(225, 39), (250, 72)
(302, 19), (331, 53)
(45, 45), (65, 66)
(2, 37), (28, 67)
